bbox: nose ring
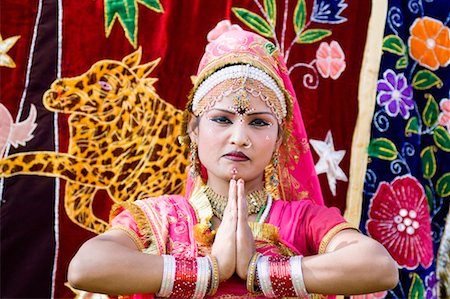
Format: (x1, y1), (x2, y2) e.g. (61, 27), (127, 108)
(244, 140), (252, 149)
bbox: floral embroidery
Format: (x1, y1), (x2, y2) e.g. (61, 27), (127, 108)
(315, 41), (346, 79)
(408, 17), (450, 71)
(231, 0), (348, 89)
(366, 175), (433, 269)
(439, 98), (450, 133)
(376, 69), (414, 119)
(425, 272), (438, 299)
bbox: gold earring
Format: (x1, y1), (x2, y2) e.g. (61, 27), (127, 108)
(190, 142), (199, 178)
(265, 150), (280, 198)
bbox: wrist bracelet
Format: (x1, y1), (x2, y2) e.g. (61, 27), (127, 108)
(246, 252), (262, 293)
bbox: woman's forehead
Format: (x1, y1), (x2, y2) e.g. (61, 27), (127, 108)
(210, 93), (274, 112)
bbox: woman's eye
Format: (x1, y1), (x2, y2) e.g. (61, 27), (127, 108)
(210, 116), (232, 124)
(250, 118), (271, 127)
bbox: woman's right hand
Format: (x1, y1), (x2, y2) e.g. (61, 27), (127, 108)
(211, 179), (238, 282)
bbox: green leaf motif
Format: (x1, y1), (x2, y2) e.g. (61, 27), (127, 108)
(433, 126), (450, 152)
(396, 56), (408, 69)
(104, 0), (164, 48)
(232, 8), (273, 38)
(436, 173), (450, 197)
(105, 0), (137, 45)
(412, 70), (443, 90)
(425, 185), (434, 213)
(408, 273), (425, 299)
(296, 29), (331, 44)
(139, 0), (163, 12)
(420, 146), (436, 179)
(368, 138), (398, 161)
(405, 117), (419, 135)
(264, 0), (277, 27)
(422, 94), (439, 127)
(293, 0), (307, 34)
(382, 35), (405, 55)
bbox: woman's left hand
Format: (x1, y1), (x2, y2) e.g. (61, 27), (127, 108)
(235, 179), (256, 280)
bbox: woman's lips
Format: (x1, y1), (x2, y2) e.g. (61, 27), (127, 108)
(223, 151), (249, 161)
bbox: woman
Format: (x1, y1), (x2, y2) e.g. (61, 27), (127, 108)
(68, 20), (398, 298)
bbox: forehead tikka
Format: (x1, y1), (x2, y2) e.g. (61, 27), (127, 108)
(231, 65), (254, 122)
(192, 65), (286, 123)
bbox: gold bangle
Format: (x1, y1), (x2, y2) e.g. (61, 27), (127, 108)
(207, 255), (219, 296)
(246, 252), (262, 293)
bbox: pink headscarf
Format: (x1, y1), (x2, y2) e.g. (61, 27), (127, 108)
(187, 20), (323, 205)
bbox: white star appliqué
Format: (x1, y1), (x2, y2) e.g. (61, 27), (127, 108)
(310, 130), (348, 196)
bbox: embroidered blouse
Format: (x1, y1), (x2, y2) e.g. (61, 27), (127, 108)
(109, 195), (355, 298)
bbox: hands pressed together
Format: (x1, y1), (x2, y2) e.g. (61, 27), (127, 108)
(211, 178), (255, 282)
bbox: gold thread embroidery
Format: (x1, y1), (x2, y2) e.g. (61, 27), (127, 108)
(108, 225), (145, 251)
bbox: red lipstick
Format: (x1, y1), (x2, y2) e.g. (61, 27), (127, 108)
(223, 151), (249, 161)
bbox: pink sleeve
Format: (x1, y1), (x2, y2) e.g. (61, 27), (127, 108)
(268, 200), (354, 256)
(110, 209), (146, 250)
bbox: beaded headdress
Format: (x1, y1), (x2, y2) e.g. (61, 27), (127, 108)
(183, 20), (324, 205)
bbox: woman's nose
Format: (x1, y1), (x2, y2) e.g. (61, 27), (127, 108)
(229, 124), (251, 148)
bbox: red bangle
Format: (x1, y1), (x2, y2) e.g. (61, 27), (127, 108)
(172, 257), (198, 299)
(268, 256), (296, 297)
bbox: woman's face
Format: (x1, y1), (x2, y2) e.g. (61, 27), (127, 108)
(191, 90), (280, 187)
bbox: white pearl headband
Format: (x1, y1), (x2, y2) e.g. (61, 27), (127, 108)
(192, 65), (287, 118)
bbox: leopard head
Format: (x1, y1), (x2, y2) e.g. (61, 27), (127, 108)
(43, 48), (160, 122)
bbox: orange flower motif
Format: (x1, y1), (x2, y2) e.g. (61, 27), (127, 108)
(408, 16), (450, 70)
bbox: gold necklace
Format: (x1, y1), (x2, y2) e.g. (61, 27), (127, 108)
(203, 185), (267, 220)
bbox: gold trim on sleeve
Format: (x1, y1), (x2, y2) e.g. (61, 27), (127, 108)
(108, 224), (145, 251)
(318, 223), (359, 254)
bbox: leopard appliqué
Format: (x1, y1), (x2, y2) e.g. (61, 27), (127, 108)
(0, 48), (189, 233)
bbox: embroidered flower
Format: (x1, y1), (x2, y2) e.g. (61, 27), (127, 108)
(315, 41), (346, 79)
(207, 19), (242, 42)
(350, 291), (387, 299)
(408, 17), (450, 71)
(376, 69), (414, 119)
(366, 175), (433, 269)
(439, 98), (450, 133)
(425, 272), (438, 299)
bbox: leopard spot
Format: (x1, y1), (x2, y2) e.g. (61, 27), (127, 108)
(30, 163), (44, 171)
(81, 168), (88, 176)
(138, 172), (151, 183)
(61, 170), (76, 181)
(11, 165), (24, 173)
(1, 164), (10, 172)
(158, 125), (168, 138)
(103, 171), (114, 180)
(23, 154), (36, 163)
(88, 73), (97, 85)
(75, 81), (84, 90)
(126, 182), (138, 193)
(163, 155), (176, 168)
(152, 165), (161, 172)
(112, 148), (124, 157)
(43, 162), (54, 172)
